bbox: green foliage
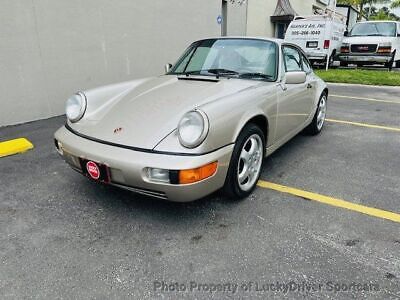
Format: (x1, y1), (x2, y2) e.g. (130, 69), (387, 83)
(366, 6), (400, 20)
(339, 0), (400, 20)
(391, 0), (400, 8)
(315, 69), (400, 86)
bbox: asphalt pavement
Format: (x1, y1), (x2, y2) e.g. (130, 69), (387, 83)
(1, 83), (399, 299)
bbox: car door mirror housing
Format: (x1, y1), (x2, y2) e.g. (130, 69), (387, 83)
(165, 63), (172, 74)
(344, 30), (349, 37)
(285, 71), (306, 84)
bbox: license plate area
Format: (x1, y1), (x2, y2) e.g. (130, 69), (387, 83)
(306, 41), (318, 48)
(79, 159), (111, 183)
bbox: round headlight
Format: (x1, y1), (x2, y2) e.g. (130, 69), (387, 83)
(178, 110), (209, 148)
(66, 92), (87, 123)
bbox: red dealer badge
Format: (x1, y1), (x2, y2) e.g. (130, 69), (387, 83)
(86, 161), (100, 180)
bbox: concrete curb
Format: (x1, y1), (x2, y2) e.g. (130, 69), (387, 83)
(327, 82), (400, 89)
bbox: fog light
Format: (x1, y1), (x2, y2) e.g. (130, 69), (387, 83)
(145, 168), (170, 183)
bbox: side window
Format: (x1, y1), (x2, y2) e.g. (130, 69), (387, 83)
(302, 54), (312, 74)
(283, 46), (302, 72)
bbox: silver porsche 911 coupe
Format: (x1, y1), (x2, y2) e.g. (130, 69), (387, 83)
(55, 37), (328, 202)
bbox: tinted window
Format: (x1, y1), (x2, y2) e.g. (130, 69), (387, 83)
(283, 47), (302, 72)
(350, 22), (396, 37)
(170, 39), (278, 81)
(302, 54), (312, 73)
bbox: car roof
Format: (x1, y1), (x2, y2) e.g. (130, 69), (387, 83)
(195, 36), (285, 45)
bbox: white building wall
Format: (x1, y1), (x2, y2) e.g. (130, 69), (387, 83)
(1, 0), (246, 126)
(246, 0), (277, 37)
(227, 2), (249, 35)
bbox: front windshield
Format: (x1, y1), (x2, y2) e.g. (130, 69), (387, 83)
(350, 22), (397, 37)
(170, 39), (278, 81)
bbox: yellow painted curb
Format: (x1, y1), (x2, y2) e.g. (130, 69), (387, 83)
(0, 138), (34, 158)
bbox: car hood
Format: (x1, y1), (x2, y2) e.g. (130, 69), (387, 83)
(343, 36), (396, 45)
(69, 75), (263, 150)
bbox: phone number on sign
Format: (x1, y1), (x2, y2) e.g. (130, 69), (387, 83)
(292, 30), (321, 36)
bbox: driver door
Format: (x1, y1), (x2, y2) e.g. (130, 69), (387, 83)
(275, 46), (315, 140)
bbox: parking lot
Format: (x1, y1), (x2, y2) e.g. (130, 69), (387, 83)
(1, 84), (399, 299)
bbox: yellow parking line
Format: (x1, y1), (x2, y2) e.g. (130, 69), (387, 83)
(331, 94), (400, 105)
(0, 138), (34, 158)
(257, 180), (400, 223)
(326, 119), (400, 132)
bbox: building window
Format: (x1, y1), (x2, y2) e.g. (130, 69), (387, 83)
(275, 23), (289, 39)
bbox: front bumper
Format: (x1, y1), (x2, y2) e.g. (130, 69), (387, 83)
(337, 53), (392, 64)
(54, 126), (233, 202)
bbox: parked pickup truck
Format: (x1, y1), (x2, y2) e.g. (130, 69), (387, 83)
(338, 21), (400, 69)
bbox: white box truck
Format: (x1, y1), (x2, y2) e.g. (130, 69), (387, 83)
(285, 14), (346, 67)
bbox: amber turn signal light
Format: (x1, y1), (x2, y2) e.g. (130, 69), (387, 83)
(377, 46), (392, 54)
(340, 47), (350, 53)
(179, 162), (218, 184)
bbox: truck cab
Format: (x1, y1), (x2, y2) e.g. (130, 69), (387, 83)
(338, 21), (400, 69)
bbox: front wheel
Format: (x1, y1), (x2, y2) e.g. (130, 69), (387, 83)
(304, 93), (327, 135)
(385, 53), (395, 70)
(223, 124), (265, 199)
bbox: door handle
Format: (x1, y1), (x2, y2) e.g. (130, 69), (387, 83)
(279, 83), (287, 91)
(307, 83), (313, 89)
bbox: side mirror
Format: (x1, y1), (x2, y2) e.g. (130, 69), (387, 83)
(165, 63), (172, 74)
(285, 71), (306, 84)
(344, 31), (349, 37)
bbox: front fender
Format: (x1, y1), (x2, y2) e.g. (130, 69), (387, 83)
(154, 83), (278, 154)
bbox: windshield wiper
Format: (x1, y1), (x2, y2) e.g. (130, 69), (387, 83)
(239, 73), (273, 80)
(182, 70), (202, 76)
(206, 68), (239, 78)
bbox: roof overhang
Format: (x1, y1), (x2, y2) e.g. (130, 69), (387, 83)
(271, 0), (297, 23)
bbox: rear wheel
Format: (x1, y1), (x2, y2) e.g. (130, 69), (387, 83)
(327, 51), (335, 68)
(223, 124), (265, 199)
(396, 60), (400, 69)
(304, 93), (327, 135)
(340, 61), (348, 67)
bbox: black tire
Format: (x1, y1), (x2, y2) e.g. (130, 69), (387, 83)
(328, 51), (335, 68)
(385, 52), (395, 70)
(223, 123), (265, 200)
(396, 60), (400, 69)
(304, 93), (328, 136)
(340, 61), (348, 67)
